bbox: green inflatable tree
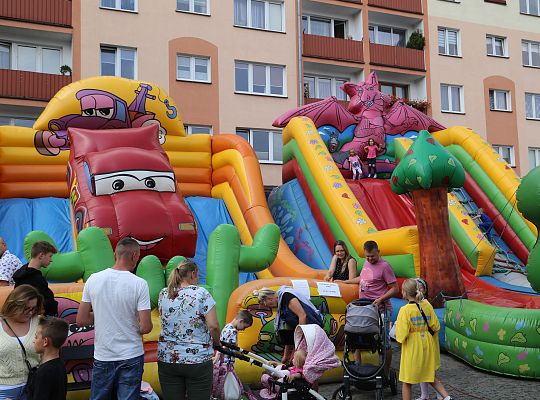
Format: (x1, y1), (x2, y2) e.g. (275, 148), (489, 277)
(516, 167), (540, 293)
(391, 130), (466, 307)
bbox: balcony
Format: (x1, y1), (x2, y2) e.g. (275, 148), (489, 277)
(0, 69), (72, 102)
(369, 43), (425, 71)
(303, 34), (363, 63)
(368, 0), (423, 15)
(0, 0), (72, 27)
(304, 97), (350, 108)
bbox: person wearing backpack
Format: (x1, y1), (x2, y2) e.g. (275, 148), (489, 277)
(254, 286), (323, 364)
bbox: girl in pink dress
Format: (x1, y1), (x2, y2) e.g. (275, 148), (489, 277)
(364, 139), (381, 178)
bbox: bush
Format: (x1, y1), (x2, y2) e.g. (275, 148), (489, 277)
(406, 30), (425, 50)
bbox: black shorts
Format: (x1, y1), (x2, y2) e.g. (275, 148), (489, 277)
(367, 158), (376, 167)
(277, 329), (295, 346)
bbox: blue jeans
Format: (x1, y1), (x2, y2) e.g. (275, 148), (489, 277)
(90, 355), (144, 400)
(0, 386), (25, 400)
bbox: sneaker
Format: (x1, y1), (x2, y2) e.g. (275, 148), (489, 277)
(373, 174), (377, 178)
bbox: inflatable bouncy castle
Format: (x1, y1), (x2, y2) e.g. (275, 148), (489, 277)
(0, 74), (538, 399)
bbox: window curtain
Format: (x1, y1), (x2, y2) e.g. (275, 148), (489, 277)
(234, 0), (247, 26)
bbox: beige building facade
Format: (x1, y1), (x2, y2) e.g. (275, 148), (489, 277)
(428, 0), (540, 175)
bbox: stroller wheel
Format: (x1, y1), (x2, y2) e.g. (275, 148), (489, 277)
(376, 387), (384, 400)
(389, 369), (398, 395)
(332, 387), (351, 400)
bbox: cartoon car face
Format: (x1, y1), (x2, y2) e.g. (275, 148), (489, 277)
(69, 125), (196, 260)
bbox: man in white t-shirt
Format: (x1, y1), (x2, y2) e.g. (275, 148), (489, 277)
(76, 237), (152, 400)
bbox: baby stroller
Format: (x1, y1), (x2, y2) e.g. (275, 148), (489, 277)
(332, 299), (398, 400)
(217, 324), (340, 400)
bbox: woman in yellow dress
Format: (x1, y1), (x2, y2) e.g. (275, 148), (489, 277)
(395, 279), (453, 400)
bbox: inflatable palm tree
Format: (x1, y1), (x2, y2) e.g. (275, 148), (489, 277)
(391, 130), (466, 307)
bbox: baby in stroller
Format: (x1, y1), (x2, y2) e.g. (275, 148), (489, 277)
(259, 349), (307, 398)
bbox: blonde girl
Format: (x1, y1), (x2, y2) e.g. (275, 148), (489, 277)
(395, 279), (453, 400)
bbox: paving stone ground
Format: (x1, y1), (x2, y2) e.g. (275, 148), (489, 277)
(316, 343), (540, 400)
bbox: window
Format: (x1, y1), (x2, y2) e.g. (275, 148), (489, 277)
(100, 0), (136, 11)
(522, 40), (540, 67)
(0, 116), (35, 127)
(486, 35), (507, 57)
(302, 15), (346, 38)
(489, 89), (511, 111)
(100, 46), (136, 79)
(529, 148), (540, 169)
(235, 61), (285, 96)
(438, 27), (460, 56)
(235, 0), (283, 32)
(493, 145), (515, 167)
(520, 0), (540, 16)
(380, 82), (409, 99)
(0, 44), (10, 69)
(369, 25), (406, 47)
(525, 93), (540, 120)
(441, 84), (463, 113)
(177, 0), (208, 14)
(176, 55), (210, 82)
(236, 128), (282, 163)
(184, 124), (212, 134)
(303, 76), (348, 101)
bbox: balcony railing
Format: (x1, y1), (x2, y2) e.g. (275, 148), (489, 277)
(0, 69), (72, 102)
(303, 34), (363, 63)
(369, 43), (425, 71)
(0, 0), (72, 27)
(368, 0), (423, 14)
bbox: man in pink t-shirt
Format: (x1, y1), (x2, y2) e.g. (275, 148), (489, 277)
(336, 240), (398, 376)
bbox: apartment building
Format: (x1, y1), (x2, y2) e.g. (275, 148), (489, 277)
(301, 0), (430, 108)
(0, 0), (73, 127)
(428, 0), (540, 175)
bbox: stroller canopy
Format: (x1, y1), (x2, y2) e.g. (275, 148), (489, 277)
(293, 324), (341, 383)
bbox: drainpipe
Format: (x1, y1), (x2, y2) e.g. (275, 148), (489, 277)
(297, 0), (303, 106)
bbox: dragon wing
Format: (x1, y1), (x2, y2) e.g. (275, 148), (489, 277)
(383, 100), (445, 134)
(272, 96), (358, 131)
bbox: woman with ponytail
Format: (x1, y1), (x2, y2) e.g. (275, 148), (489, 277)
(395, 279), (453, 400)
(157, 260), (220, 400)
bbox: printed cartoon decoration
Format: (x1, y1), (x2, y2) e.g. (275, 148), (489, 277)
(67, 124), (197, 261)
(444, 299), (540, 378)
(516, 166), (540, 292)
(273, 72), (444, 171)
(391, 130), (465, 306)
(33, 76), (184, 156)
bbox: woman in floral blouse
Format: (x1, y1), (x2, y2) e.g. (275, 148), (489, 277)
(157, 260), (220, 400)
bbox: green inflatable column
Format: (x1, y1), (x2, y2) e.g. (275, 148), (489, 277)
(516, 167), (540, 292)
(136, 255), (166, 308)
(206, 223), (280, 326)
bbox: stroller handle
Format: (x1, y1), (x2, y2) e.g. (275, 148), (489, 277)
(215, 345), (287, 379)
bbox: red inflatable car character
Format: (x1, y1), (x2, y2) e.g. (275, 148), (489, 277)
(67, 124), (196, 261)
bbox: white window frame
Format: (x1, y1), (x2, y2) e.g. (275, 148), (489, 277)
(176, 0), (210, 15)
(520, 0), (540, 16)
(486, 35), (507, 57)
(184, 124), (213, 135)
(303, 75), (349, 101)
(525, 93), (540, 120)
(100, 0), (138, 12)
(493, 145), (515, 167)
(368, 25), (407, 47)
(234, 61), (286, 97)
(176, 54), (211, 83)
(440, 84), (464, 114)
(236, 128), (282, 164)
(235, 0), (284, 32)
(528, 147), (540, 170)
(522, 40), (540, 68)
(489, 89), (511, 112)
(100, 46), (137, 79)
(9, 43), (63, 74)
(302, 15), (347, 38)
(438, 27), (460, 56)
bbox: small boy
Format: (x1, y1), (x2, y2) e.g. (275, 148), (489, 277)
(29, 316), (69, 400)
(219, 310), (253, 364)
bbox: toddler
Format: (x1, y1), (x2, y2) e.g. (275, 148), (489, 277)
(396, 279), (453, 400)
(218, 310), (253, 364)
(347, 149), (363, 180)
(260, 350), (307, 399)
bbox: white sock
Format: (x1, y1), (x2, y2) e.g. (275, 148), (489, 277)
(419, 382), (430, 398)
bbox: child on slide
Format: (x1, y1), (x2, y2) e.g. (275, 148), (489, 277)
(364, 139), (381, 178)
(347, 149), (364, 180)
